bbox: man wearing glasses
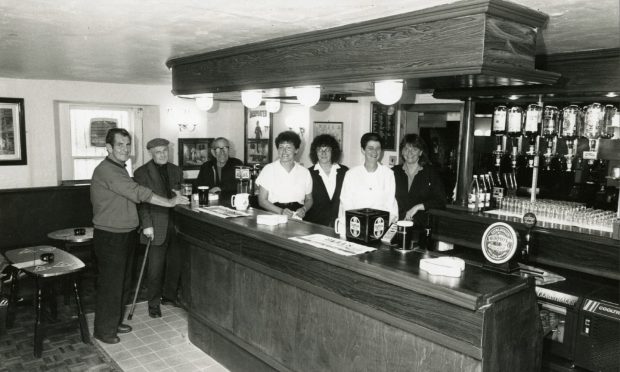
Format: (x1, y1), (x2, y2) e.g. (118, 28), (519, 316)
(195, 137), (244, 196)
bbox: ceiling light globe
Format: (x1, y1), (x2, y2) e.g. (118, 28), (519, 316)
(265, 99), (281, 113)
(195, 94), (214, 111)
(374, 80), (403, 106)
(295, 85), (321, 107)
(241, 90), (263, 109)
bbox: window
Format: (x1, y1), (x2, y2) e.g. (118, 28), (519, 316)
(57, 103), (144, 181)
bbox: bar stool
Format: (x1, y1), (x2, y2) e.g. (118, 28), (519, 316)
(4, 245), (90, 357)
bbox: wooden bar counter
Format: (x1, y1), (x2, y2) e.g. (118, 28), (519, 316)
(175, 205), (542, 372)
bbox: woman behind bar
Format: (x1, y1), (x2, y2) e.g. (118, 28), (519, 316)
(393, 133), (446, 226)
(339, 132), (398, 223)
(256, 130), (313, 218)
(304, 134), (349, 227)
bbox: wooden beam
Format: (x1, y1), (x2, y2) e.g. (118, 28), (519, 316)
(167, 0), (559, 96)
(434, 48), (620, 99)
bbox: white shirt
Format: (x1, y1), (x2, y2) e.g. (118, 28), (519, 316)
(339, 164), (398, 223)
(256, 160), (312, 204)
(314, 163), (340, 200)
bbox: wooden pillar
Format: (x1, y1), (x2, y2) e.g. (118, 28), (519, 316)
(456, 98), (475, 207)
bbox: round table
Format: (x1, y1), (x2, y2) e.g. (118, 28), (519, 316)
(47, 227), (94, 243)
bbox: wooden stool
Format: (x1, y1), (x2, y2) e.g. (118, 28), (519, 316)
(4, 245), (90, 357)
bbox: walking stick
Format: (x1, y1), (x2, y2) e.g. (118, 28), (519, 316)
(127, 237), (151, 320)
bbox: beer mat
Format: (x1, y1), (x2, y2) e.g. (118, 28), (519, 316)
(290, 234), (376, 256)
(516, 263), (565, 286)
(197, 206), (251, 218)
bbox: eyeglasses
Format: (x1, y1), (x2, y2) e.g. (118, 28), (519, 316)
(317, 147), (332, 154)
(278, 145), (295, 152)
(213, 146), (229, 153)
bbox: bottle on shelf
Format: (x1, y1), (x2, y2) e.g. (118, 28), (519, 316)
(492, 105), (508, 136)
(507, 106), (524, 137)
(541, 105), (559, 169)
(523, 104), (542, 168)
(524, 104), (542, 138)
(602, 105), (618, 139)
(542, 106), (560, 138)
(468, 175), (480, 212)
(484, 173), (496, 209)
(479, 174), (490, 210)
(560, 104), (581, 171)
(560, 104), (581, 139)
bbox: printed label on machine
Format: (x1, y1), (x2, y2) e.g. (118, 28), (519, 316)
(582, 299), (620, 320)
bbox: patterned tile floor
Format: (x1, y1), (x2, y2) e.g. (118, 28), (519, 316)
(88, 302), (229, 372)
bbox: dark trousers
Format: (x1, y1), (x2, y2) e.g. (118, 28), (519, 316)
(93, 228), (136, 338)
(162, 229), (183, 301)
(146, 223), (179, 306)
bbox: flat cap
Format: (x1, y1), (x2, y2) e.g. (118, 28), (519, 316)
(146, 138), (170, 149)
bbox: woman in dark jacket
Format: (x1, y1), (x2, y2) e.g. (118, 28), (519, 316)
(393, 134), (445, 226)
(304, 134), (348, 227)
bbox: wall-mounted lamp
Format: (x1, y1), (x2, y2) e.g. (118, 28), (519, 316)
(374, 80), (403, 106)
(265, 99), (281, 113)
(178, 123), (197, 132)
(195, 94), (214, 111)
(294, 85), (321, 107)
(241, 90), (263, 109)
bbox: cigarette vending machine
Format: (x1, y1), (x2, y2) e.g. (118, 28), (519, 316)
(573, 287), (620, 372)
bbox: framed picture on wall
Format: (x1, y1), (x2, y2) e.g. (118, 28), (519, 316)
(370, 102), (398, 151)
(178, 138), (214, 171)
(0, 97), (27, 165)
(313, 121), (343, 150)
(244, 106), (273, 165)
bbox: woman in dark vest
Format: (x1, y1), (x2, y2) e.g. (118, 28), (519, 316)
(304, 134), (348, 227)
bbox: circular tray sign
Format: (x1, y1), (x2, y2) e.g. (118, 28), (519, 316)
(481, 222), (518, 264)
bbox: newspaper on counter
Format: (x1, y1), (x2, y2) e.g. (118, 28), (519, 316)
(290, 234), (376, 256)
(197, 206), (251, 218)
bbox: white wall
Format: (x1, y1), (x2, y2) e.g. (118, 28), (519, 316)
(0, 76), (414, 189)
(0, 77), (201, 189)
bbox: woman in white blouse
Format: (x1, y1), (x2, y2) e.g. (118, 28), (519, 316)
(256, 131), (313, 218)
(339, 132), (398, 223)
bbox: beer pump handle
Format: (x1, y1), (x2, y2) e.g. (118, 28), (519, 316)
(521, 212), (537, 262)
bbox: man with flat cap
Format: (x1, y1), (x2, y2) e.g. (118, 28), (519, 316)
(134, 137), (184, 318)
(91, 129), (188, 344)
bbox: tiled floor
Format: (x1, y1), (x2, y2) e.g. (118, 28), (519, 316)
(87, 302), (229, 372)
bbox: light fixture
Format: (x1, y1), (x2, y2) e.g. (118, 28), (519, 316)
(241, 90), (263, 109)
(374, 80), (403, 105)
(265, 99), (281, 113)
(605, 92), (618, 98)
(294, 85), (321, 107)
(178, 123), (197, 132)
(195, 94), (214, 111)
(508, 95), (520, 100)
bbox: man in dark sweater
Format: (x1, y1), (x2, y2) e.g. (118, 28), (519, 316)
(90, 129), (188, 344)
(134, 138), (184, 319)
(195, 137), (243, 197)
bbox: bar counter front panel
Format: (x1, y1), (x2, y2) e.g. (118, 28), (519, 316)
(175, 205), (541, 372)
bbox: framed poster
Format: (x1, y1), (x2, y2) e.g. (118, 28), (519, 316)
(90, 117), (117, 147)
(370, 102), (398, 151)
(0, 97), (27, 165)
(178, 138), (214, 171)
(313, 121), (343, 150)
(244, 105), (273, 165)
